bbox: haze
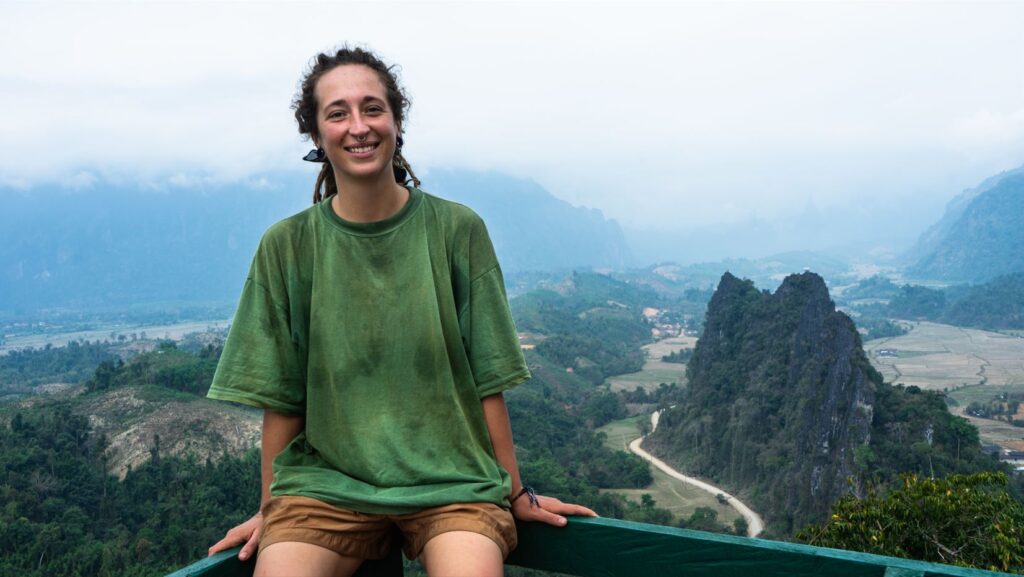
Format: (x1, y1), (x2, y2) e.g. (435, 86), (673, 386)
(2, 1), (1023, 263)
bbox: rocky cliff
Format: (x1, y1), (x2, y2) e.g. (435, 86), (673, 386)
(645, 272), (878, 534)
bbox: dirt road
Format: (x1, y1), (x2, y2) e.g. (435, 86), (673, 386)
(628, 410), (766, 537)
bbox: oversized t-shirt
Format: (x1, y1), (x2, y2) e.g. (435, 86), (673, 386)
(207, 187), (531, 514)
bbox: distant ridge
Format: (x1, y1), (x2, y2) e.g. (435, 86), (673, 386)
(424, 169), (632, 272)
(908, 165), (1024, 282)
(0, 169), (628, 315)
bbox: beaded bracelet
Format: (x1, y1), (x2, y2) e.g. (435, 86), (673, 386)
(510, 485), (539, 507)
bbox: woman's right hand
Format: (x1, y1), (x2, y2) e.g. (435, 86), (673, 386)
(208, 512), (263, 561)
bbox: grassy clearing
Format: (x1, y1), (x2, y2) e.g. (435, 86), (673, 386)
(605, 335), (693, 392)
(601, 467), (737, 526)
(892, 350), (947, 359)
(947, 383), (1024, 450)
(947, 383), (1024, 408)
(958, 412), (1024, 451)
(597, 414), (645, 452)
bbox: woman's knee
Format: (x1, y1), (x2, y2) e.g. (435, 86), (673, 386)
(420, 531), (504, 577)
(254, 541), (363, 577)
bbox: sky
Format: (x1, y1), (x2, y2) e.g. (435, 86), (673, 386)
(2, 1), (1023, 258)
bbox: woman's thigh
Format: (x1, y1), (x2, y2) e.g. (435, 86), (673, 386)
(255, 541), (363, 577)
(420, 530), (504, 577)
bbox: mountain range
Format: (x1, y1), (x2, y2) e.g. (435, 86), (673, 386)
(908, 165), (1024, 283)
(0, 169), (630, 315)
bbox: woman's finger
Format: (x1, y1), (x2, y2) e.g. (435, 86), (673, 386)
(535, 496), (598, 518)
(548, 502), (599, 517)
(529, 506), (568, 527)
(238, 528), (260, 561)
(208, 533), (240, 557)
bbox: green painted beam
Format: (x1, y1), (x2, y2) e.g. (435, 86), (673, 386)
(168, 516), (1019, 577)
(166, 545), (401, 577)
(507, 517), (1016, 577)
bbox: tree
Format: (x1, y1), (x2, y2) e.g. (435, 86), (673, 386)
(797, 472), (1024, 572)
(733, 517), (749, 536)
(680, 507), (721, 532)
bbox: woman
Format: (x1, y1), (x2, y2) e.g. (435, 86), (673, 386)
(206, 46), (596, 577)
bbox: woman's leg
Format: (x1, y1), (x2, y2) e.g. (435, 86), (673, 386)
(254, 541), (364, 577)
(419, 531), (504, 577)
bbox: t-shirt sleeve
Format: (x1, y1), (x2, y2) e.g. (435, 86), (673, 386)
(457, 219), (532, 398)
(207, 241), (306, 415)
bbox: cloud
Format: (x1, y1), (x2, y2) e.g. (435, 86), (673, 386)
(949, 108), (1024, 148)
(2, 1), (1023, 239)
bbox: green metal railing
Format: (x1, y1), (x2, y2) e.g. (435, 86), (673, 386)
(168, 516), (1018, 577)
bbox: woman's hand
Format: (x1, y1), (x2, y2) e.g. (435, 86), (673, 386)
(207, 512), (263, 561)
(510, 492), (598, 527)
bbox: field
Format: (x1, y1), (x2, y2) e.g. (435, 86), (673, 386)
(865, 321), (1024, 391)
(0, 319), (231, 355)
(866, 321), (1024, 451)
(599, 414), (646, 452)
(605, 334), (695, 392)
(597, 413), (736, 526)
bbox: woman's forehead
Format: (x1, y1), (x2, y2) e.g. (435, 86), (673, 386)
(315, 64), (388, 109)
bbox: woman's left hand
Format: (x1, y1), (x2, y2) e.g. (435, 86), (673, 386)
(510, 492), (598, 527)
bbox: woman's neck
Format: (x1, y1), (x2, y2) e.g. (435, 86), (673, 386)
(330, 171), (409, 223)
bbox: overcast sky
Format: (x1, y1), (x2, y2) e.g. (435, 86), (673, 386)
(2, 1), (1023, 243)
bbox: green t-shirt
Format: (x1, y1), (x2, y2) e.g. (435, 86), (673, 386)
(207, 187), (531, 514)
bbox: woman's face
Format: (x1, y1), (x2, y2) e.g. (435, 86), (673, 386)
(313, 64), (400, 185)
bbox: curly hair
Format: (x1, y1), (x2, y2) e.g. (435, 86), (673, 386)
(292, 46), (420, 203)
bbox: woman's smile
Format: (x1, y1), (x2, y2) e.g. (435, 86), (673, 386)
(344, 142), (381, 158)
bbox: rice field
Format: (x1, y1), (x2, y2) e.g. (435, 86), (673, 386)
(866, 321), (1024, 451)
(865, 321), (1024, 391)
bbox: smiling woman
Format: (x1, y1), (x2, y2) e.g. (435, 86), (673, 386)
(291, 48), (420, 206)
(203, 45), (596, 577)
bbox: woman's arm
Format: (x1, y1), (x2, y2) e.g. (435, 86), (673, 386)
(207, 409), (305, 559)
(481, 393), (598, 525)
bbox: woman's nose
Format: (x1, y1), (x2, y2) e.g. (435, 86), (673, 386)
(350, 113), (370, 136)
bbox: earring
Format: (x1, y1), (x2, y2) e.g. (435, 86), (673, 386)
(303, 148), (326, 163)
(396, 136), (405, 149)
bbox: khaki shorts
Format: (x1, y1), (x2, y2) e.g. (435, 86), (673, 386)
(259, 495), (517, 561)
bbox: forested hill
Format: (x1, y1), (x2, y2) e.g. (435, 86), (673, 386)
(645, 272), (1000, 536)
(0, 272), (668, 575)
(0, 169), (628, 315)
(908, 166), (1024, 283)
(869, 272), (1024, 331)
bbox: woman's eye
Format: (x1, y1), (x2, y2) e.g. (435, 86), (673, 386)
(366, 106), (384, 115)
(326, 110), (346, 120)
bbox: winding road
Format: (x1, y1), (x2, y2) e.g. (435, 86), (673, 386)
(628, 410), (765, 537)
